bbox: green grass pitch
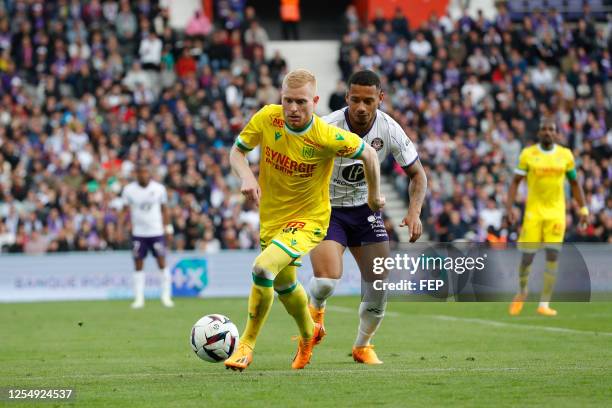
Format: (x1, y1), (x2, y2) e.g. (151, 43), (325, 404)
(2, 297), (611, 407)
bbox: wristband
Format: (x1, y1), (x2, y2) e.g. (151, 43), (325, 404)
(579, 206), (589, 216)
(165, 224), (174, 235)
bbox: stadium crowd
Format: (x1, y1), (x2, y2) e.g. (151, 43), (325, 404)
(0, 0), (278, 253)
(0, 1), (610, 254)
(336, 3), (611, 243)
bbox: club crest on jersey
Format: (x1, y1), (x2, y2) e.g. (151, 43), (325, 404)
(302, 146), (315, 159)
(371, 138), (384, 151)
(270, 113), (285, 128)
(275, 131), (282, 141)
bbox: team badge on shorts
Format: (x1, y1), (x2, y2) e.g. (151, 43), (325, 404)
(371, 138), (384, 151)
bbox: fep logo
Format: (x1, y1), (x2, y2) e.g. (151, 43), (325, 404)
(172, 258), (208, 297)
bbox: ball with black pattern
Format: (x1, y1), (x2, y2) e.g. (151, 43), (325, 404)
(190, 314), (240, 363)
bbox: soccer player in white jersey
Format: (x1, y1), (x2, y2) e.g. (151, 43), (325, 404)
(308, 70), (427, 364)
(121, 163), (174, 309)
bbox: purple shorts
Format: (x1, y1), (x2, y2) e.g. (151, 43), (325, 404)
(324, 204), (389, 247)
(132, 236), (166, 260)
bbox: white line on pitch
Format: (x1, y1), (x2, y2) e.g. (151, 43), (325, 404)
(9, 366), (610, 381)
(329, 305), (612, 337)
(429, 315), (612, 337)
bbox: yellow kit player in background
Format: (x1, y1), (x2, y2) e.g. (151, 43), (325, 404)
(506, 119), (589, 317)
(225, 69), (385, 371)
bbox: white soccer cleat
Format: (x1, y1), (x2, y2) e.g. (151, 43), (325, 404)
(161, 297), (174, 308)
(131, 299), (145, 309)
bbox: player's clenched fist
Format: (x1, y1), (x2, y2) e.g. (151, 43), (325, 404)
(368, 195), (385, 212)
(241, 176), (261, 207)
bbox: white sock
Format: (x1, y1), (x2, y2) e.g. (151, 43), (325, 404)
(354, 301), (386, 347)
(308, 277), (339, 309)
(133, 272), (145, 303)
(539, 301), (549, 308)
(161, 267), (172, 301)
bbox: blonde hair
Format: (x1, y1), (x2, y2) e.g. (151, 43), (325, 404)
(282, 69), (317, 91)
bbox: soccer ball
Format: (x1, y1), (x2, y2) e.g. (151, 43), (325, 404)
(190, 314), (239, 363)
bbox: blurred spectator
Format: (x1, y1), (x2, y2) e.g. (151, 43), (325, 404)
(139, 31), (163, 70)
(328, 80), (347, 112)
(185, 10), (212, 38)
(244, 20), (268, 48)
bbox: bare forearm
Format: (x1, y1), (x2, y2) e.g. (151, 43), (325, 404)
(162, 206), (170, 226)
(403, 163), (426, 216)
(230, 146), (256, 182)
(570, 180), (587, 208)
(362, 147), (381, 198)
(408, 177), (426, 215)
(506, 179), (519, 210)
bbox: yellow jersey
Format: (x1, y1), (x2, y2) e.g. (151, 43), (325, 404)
(235, 104), (365, 230)
(515, 144), (576, 220)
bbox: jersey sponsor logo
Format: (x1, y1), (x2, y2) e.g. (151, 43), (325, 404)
(139, 202), (154, 211)
(264, 146), (317, 177)
(270, 113), (285, 128)
(337, 145), (358, 157)
(341, 163), (365, 182)
(371, 137), (384, 151)
(302, 146), (314, 159)
(533, 166), (564, 177)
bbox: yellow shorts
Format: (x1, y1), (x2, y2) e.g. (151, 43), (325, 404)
(518, 214), (565, 252)
(260, 220), (327, 267)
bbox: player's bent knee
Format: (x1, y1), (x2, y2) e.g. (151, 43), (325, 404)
(309, 277), (338, 299)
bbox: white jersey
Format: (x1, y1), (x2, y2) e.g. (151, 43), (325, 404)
(323, 108), (419, 207)
(121, 181), (168, 237)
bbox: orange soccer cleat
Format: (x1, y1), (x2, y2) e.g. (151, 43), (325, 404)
(352, 345), (383, 365)
(508, 294), (527, 316)
(224, 343), (253, 372)
(291, 323), (323, 369)
(536, 306), (558, 317)
(308, 304), (326, 345)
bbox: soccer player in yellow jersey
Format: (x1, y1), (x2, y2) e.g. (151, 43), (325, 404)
(225, 69), (385, 371)
(506, 119), (589, 317)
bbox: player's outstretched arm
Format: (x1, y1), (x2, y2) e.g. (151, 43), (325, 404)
(358, 144), (385, 212)
(230, 145), (261, 207)
(400, 160), (427, 242)
(506, 174), (524, 225)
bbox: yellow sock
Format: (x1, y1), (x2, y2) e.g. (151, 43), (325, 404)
(519, 263), (531, 294)
(275, 265), (314, 339)
(278, 284), (314, 339)
(240, 279), (274, 349)
(240, 243), (295, 348)
(541, 261), (558, 303)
